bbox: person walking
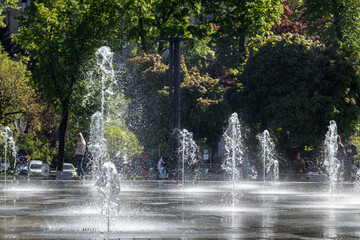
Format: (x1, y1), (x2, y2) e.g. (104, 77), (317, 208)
(73, 132), (86, 179)
(291, 153), (306, 181)
(344, 137), (358, 181)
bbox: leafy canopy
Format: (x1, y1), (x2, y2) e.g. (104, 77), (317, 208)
(0, 0), (19, 28)
(14, 0), (122, 167)
(229, 34), (360, 149)
(123, 53), (228, 157)
(202, 0), (283, 68)
(14, 0), (122, 111)
(0, 44), (47, 131)
(299, 0), (360, 61)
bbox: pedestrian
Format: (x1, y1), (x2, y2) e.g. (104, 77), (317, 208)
(344, 137), (358, 181)
(73, 132), (86, 179)
(291, 153), (306, 181)
(157, 156), (168, 179)
(141, 155), (150, 180)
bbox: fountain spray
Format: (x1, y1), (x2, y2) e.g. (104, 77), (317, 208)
(87, 46), (119, 239)
(222, 113), (243, 207)
(1, 127), (17, 200)
(178, 129), (199, 187)
(87, 46), (115, 179)
(323, 120), (340, 199)
(258, 130), (276, 182)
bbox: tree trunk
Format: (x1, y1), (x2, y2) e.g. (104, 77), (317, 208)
(57, 100), (69, 171)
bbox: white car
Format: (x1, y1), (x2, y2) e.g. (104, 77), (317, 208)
(28, 160), (43, 174)
(63, 163), (77, 176)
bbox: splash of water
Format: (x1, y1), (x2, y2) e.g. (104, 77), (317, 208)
(274, 160), (279, 182)
(222, 113), (244, 207)
(87, 46), (115, 179)
(95, 161), (121, 237)
(1, 127), (17, 198)
(258, 130), (276, 181)
(324, 120), (340, 197)
(88, 112), (108, 178)
(178, 129), (199, 186)
(87, 47), (121, 238)
(356, 169), (360, 189)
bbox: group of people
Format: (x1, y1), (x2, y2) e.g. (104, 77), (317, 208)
(292, 136), (358, 181)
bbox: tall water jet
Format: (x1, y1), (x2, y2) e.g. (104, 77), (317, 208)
(258, 130), (276, 181)
(1, 127), (16, 198)
(222, 113), (243, 207)
(87, 46), (115, 179)
(86, 46), (121, 238)
(323, 120), (340, 198)
(178, 129), (199, 187)
(89, 112), (108, 178)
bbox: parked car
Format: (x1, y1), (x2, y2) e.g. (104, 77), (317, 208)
(63, 163), (77, 176)
(28, 160), (43, 174)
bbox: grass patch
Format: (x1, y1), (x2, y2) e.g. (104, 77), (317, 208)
(0, 172), (15, 177)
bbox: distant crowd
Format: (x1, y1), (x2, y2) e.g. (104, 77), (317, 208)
(291, 136), (358, 181)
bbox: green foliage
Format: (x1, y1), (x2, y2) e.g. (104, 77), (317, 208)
(299, 0), (360, 61)
(0, 44), (52, 131)
(180, 65), (230, 144)
(121, 0), (204, 52)
(104, 93), (144, 161)
(105, 122), (143, 161)
(123, 53), (229, 157)
(202, 0), (283, 68)
(14, 0), (122, 167)
(230, 34), (360, 149)
(0, 0), (19, 28)
(79, 61), (144, 162)
(124, 54), (168, 157)
(14, 0), (122, 111)
(16, 133), (55, 163)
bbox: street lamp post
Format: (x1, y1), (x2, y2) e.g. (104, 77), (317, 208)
(158, 37), (193, 179)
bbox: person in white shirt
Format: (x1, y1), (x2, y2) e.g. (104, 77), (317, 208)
(157, 156), (168, 179)
(73, 132), (86, 179)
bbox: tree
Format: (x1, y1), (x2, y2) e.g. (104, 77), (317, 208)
(271, 1), (305, 36)
(180, 65), (230, 147)
(202, 0), (283, 69)
(14, 0), (122, 170)
(123, 54), (169, 159)
(121, 0), (206, 53)
(123, 53), (228, 159)
(228, 34), (360, 153)
(0, 44), (44, 130)
(0, 0), (19, 28)
(299, 0), (360, 60)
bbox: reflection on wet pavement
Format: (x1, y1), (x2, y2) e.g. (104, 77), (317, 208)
(1, 180), (360, 239)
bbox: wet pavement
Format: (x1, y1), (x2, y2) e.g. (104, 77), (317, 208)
(1, 180), (360, 239)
